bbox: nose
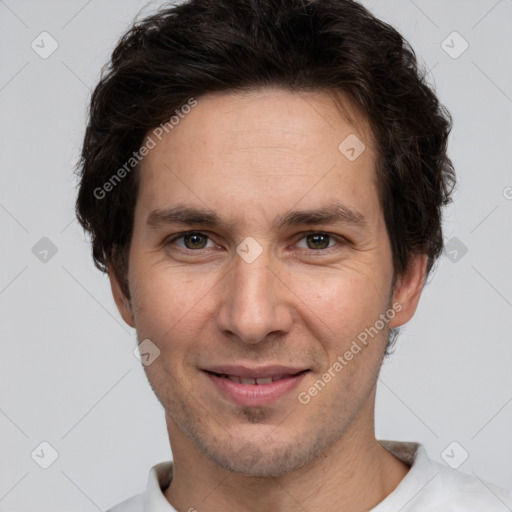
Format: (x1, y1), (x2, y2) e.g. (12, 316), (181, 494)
(215, 244), (294, 345)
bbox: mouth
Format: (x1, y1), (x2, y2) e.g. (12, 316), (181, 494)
(205, 371), (308, 385)
(202, 366), (310, 406)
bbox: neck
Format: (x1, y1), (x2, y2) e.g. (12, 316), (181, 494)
(164, 411), (409, 512)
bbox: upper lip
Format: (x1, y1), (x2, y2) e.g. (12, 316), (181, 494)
(203, 365), (308, 379)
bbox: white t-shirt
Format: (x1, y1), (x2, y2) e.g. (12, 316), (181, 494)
(107, 440), (512, 511)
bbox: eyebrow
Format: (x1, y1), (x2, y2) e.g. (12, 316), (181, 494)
(146, 202), (368, 231)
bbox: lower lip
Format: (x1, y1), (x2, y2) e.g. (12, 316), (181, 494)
(204, 371), (308, 407)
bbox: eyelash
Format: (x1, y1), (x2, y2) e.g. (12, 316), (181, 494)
(165, 230), (346, 255)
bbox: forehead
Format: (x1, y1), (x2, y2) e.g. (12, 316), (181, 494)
(135, 87), (381, 228)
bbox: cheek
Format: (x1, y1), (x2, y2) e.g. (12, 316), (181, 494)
(129, 263), (190, 336)
(293, 268), (390, 339)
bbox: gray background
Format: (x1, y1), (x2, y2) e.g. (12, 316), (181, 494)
(1, 0), (511, 510)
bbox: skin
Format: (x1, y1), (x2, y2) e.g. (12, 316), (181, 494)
(109, 87), (427, 512)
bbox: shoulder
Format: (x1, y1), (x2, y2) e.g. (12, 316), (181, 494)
(426, 459), (512, 510)
(105, 493), (144, 512)
(377, 440), (512, 511)
(105, 461), (174, 512)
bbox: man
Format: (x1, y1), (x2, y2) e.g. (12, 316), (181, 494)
(75, 0), (511, 510)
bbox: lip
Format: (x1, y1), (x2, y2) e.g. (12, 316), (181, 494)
(203, 365), (309, 407)
(202, 365), (307, 379)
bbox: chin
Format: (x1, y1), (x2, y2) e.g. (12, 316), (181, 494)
(200, 435), (323, 478)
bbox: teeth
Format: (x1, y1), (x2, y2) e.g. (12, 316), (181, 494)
(219, 373), (297, 384)
(222, 374), (277, 385)
(255, 377), (272, 385)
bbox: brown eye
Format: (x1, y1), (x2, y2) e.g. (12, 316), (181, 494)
(306, 233), (331, 250)
(296, 232), (339, 251)
(183, 233), (208, 249)
(168, 231), (214, 250)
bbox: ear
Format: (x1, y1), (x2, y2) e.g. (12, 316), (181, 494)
(108, 264), (136, 328)
(389, 253), (428, 329)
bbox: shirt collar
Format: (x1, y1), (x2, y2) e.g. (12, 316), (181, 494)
(372, 440), (439, 511)
(143, 461), (175, 511)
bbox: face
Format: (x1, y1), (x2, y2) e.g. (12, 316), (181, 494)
(110, 87), (426, 477)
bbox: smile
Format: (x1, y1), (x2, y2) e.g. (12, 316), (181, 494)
(203, 368), (310, 407)
(213, 373), (296, 385)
